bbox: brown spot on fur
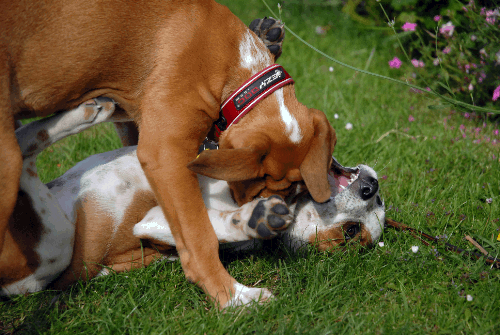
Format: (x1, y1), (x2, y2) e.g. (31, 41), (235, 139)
(47, 193), (52, 199)
(27, 143), (38, 153)
(309, 221), (372, 252)
(41, 208), (46, 215)
(84, 106), (97, 120)
(37, 129), (49, 142)
(52, 190), (161, 289)
(0, 190), (42, 286)
(26, 168), (38, 178)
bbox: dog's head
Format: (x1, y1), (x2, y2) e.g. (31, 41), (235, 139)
(284, 157), (385, 251)
(187, 27), (336, 207)
(188, 103), (336, 206)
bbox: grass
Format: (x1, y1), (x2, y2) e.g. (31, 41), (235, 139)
(2, 1), (500, 333)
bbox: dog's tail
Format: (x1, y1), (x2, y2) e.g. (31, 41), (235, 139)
(15, 97), (116, 159)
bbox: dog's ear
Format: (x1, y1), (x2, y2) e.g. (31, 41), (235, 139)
(300, 109), (337, 203)
(187, 147), (265, 182)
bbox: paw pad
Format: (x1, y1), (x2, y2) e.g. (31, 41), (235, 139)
(247, 195), (292, 239)
(249, 17), (285, 61)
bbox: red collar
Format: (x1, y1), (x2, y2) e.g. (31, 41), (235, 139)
(214, 64), (294, 138)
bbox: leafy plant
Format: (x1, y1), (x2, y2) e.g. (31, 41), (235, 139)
(400, 1), (500, 109)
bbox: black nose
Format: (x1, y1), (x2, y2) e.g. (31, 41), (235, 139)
(359, 176), (378, 200)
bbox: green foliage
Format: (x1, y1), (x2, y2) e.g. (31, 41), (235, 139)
(402, 1), (500, 108)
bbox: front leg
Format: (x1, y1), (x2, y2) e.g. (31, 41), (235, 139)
(136, 89), (273, 307)
(134, 195), (292, 246)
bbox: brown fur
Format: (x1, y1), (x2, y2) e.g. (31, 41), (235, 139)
(0, 191), (42, 286)
(0, 0), (335, 306)
(52, 190), (159, 289)
(310, 221), (373, 252)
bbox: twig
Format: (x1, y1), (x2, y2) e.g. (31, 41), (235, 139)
(385, 218), (500, 269)
(464, 235), (489, 256)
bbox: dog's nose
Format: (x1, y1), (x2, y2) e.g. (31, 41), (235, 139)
(359, 176), (378, 200)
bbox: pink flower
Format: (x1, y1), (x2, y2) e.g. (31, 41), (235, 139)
(440, 22), (455, 37)
(460, 124), (466, 130)
(389, 57), (402, 69)
(494, 129), (499, 136)
(411, 59), (425, 68)
(434, 15), (441, 22)
(464, 113), (470, 118)
(426, 87), (431, 91)
(408, 115), (415, 122)
(486, 10), (499, 25)
(443, 47), (451, 54)
(433, 58), (440, 66)
(402, 22), (417, 32)
(468, 83), (474, 91)
(493, 85), (500, 101)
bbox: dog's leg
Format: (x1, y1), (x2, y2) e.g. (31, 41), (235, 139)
(137, 129), (237, 307)
(134, 195), (292, 245)
(133, 197), (293, 307)
(0, 109), (22, 254)
(18, 98), (116, 158)
(136, 94), (275, 307)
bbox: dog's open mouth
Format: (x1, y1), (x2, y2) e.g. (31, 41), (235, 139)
(328, 156), (360, 196)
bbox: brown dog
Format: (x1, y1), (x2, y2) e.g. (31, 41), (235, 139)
(0, 0), (335, 307)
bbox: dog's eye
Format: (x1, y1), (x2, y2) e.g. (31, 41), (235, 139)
(344, 223), (360, 240)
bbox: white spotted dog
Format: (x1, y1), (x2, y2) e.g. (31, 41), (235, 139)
(2, 98), (384, 307)
(0, 98), (116, 296)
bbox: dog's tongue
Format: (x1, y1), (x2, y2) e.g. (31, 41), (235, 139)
(335, 176), (350, 193)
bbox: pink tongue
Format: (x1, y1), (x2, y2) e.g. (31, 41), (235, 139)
(337, 176), (349, 193)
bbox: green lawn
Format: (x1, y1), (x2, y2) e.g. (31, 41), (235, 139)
(2, 1), (500, 334)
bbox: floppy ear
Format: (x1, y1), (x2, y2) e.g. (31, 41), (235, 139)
(300, 109), (337, 203)
(187, 148), (265, 182)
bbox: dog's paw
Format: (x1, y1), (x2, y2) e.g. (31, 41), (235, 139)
(249, 17), (285, 61)
(245, 195), (292, 239)
(223, 282), (274, 309)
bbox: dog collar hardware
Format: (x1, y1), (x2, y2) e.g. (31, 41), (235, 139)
(214, 64), (294, 138)
(197, 138), (219, 157)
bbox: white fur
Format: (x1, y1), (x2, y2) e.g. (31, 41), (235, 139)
(239, 31), (272, 73)
(275, 88), (302, 143)
(223, 282), (273, 308)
